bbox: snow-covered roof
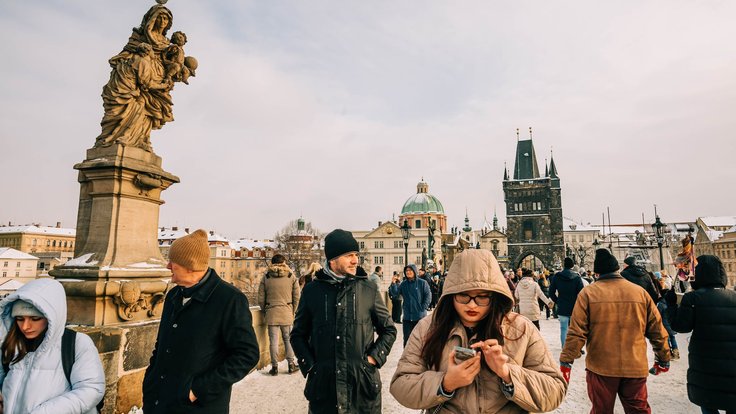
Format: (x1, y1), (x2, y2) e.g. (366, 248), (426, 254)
(704, 230), (724, 242)
(230, 239), (278, 251)
(158, 228), (190, 240)
(700, 216), (736, 229)
(0, 280), (26, 291)
(0, 248), (39, 260)
(0, 225), (75, 237)
(563, 218), (599, 232)
(726, 225), (736, 234)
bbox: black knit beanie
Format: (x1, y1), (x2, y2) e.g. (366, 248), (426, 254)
(624, 256), (637, 267)
(564, 257), (574, 269)
(594, 248), (620, 274)
(324, 229), (360, 261)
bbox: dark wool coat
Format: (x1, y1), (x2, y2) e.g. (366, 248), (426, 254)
(621, 264), (661, 303)
(669, 256), (736, 411)
(142, 270), (260, 414)
(290, 266), (397, 414)
(549, 269), (584, 317)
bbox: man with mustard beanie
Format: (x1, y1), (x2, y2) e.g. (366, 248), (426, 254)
(560, 248), (670, 413)
(143, 229), (260, 414)
(291, 229), (396, 414)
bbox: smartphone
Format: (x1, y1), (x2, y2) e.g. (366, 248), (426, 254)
(453, 346), (477, 362)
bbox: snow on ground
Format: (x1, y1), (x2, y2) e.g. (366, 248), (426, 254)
(230, 316), (698, 413)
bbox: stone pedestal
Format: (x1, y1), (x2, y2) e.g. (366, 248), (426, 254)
(50, 144), (179, 413)
(51, 144), (179, 326)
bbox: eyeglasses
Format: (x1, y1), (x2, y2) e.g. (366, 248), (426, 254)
(454, 293), (491, 307)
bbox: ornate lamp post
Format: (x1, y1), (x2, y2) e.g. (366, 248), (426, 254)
(427, 218), (436, 266)
(401, 219), (410, 266)
(652, 214), (666, 270)
(592, 238), (600, 250)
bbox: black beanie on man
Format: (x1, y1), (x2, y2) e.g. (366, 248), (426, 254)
(594, 248), (620, 274)
(325, 229), (360, 261)
(624, 256), (637, 267)
(564, 257), (574, 269)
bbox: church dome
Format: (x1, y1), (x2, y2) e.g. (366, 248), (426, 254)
(401, 180), (445, 214)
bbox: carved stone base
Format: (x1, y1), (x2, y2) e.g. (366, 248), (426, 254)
(51, 144), (179, 278)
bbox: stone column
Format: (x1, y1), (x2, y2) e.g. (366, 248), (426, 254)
(50, 144), (179, 413)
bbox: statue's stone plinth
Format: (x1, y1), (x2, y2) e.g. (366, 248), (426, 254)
(51, 144), (179, 326)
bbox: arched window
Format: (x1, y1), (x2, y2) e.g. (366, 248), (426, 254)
(52, 240), (57, 247)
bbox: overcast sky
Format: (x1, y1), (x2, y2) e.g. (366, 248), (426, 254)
(1, 0), (735, 239)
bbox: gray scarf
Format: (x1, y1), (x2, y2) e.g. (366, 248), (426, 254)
(323, 260), (346, 282)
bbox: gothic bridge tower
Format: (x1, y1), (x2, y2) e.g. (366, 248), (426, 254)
(502, 129), (564, 270)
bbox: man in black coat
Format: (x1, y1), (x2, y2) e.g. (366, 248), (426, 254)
(549, 257), (584, 348)
(143, 229), (260, 414)
(621, 256), (661, 303)
(669, 255), (736, 413)
(291, 229), (397, 414)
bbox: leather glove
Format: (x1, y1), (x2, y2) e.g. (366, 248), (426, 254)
(560, 362), (572, 383)
(649, 360), (670, 375)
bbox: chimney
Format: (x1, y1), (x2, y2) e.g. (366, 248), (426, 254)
(56, 221), (61, 228)
(378, 221), (382, 227)
(209, 231), (215, 236)
(172, 226), (178, 231)
(185, 228), (190, 233)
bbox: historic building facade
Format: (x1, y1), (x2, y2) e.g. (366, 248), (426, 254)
(503, 136), (564, 270)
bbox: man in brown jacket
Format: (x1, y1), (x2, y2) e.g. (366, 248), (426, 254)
(560, 248), (670, 414)
(258, 254), (300, 375)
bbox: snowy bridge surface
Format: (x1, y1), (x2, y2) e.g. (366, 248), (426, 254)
(230, 317), (697, 413)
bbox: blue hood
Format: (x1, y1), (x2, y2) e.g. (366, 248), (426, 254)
(0, 278), (66, 355)
(403, 264), (419, 280)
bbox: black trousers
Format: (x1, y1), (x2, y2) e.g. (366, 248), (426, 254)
(391, 299), (402, 323)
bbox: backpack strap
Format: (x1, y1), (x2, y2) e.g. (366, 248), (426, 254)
(61, 328), (77, 386)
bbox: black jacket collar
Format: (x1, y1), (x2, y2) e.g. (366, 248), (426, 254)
(175, 269), (220, 303)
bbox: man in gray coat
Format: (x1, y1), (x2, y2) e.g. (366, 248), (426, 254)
(258, 254), (300, 375)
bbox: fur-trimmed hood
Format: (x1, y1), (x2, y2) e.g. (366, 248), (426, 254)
(265, 262), (293, 279)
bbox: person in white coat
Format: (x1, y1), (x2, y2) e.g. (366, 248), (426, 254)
(514, 269), (554, 330)
(0, 278), (105, 414)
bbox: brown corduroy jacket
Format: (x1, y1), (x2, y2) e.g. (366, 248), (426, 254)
(559, 273), (670, 378)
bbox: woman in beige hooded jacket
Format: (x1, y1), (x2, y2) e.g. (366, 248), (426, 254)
(390, 250), (567, 413)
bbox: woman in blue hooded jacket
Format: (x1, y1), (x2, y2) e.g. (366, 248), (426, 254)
(0, 278), (105, 414)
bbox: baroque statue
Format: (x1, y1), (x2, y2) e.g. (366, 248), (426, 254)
(94, 2), (198, 152)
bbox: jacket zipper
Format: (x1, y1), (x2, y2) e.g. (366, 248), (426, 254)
(324, 293), (328, 322)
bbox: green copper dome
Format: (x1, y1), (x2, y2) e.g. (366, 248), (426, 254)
(401, 180), (445, 214)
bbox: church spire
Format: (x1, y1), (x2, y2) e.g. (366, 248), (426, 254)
(493, 207), (499, 231)
(549, 153), (558, 178)
(463, 209), (472, 232)
(503, 162), (509, 181)
(512, 128), (540, 180)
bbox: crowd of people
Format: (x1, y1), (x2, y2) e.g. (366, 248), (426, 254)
(0, 228), (734, 414)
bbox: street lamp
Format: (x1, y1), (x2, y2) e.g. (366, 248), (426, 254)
(427, 218), (436, 267)
(652, 214), (666, 270)
(592, 238), (600, 250)
(401, 219), (410, 266)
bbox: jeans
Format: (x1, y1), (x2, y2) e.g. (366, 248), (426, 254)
(662, 320), (678, 349)
(268, 325), (296, 367)
(559, 315), (570, 347)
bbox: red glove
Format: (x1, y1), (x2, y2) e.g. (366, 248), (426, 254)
(649, 361), (670, 375)
(560, 364), (571, 383)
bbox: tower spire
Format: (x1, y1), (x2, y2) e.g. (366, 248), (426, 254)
(463, 208), (472, 232)
(493, 207), (499, 231)
(503, 161), (509, 181)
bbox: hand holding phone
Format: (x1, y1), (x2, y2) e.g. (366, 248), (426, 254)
(453, 346), (478, 362)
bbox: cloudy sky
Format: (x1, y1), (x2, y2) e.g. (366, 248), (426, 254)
(1, 0), (735, 239)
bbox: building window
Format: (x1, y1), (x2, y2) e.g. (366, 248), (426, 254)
(47, 240), (51, 247)
(373, 256), (384, 265)
(1, 272), (5, 277)
(374, 241), (384, 249)
(415, 219), (421, 229)
(2, 262), (6, 268)
(15, 272), (19, 277)
(523, 221), (534, 241)
(416, 240), (422, 248)
(32, 239), (37, 246)
(359, 241), (365, 249)
(416, 256), (421, 265)
(393, 240), (401, 249)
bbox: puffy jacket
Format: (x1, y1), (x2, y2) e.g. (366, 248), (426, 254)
(0, 279), (105, 414)
(621, 264), (661, 303)
(388, 264), (431, 321)
(560, 273), (670, 378)
(290, 266), (397, 414)
(258, 263), (301, 325)
(549, 269), (584, 316)
(390, 250), (567, 413)
(670, 255), (736, 410)
(514, 277), (553, 322)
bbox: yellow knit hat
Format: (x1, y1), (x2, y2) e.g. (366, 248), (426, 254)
(168, 229), (210, 271)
